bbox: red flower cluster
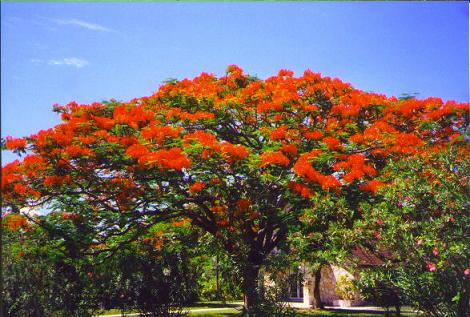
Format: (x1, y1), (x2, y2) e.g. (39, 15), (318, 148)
(113, 105), (154, 128)
(3, 214), (28, 230)
(183, 131), (250, 162)
(126, 144), (150, 159)
(304, 130), (323, 140)
(184, 130), (218, 147)
(21, 155), (49, 177)
(189, 181), (205, 194)
(2, 161), (22, 192)
(1, 160), (42, 199)
(220, 142), (250, 162)
(63, 145), (94, 158)
(165, 108), (215, 122)
(391, 133), (423, 154)
(5, 137), (27, 150)
(260, 151), (290, 167)
(138, 148), (191, 170)
(281, 143), (298, 156)
(210, 204), (227, 213)
(293, 151), (341, 190)
(288, 181), (313, 198)
(270, 125), (288, 140)
(182, 111), (215, 122)
(426, 261), (436, 272)
(13, 184), (28, 195)
(141, 125), (182, 144)
(77, 135), (96, 145)
(257, 101), (284, 113)
(216, 219), (229, 226)
(333, 154), (376, 183)
(236, 198), (251, 211)
(172, 219), (190, 227)
(44, 175), (72, 187)
(61, 212), (80, 220)
(363, 122), (397, 142)
(322, 136), (343, 151)
(359, 180), (385, 193)
(92, 116), (115, 130)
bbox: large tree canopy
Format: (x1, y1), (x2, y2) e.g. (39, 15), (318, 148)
(2, 65), (468, 310)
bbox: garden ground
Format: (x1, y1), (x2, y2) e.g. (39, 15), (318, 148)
(96, 301), (421, 317)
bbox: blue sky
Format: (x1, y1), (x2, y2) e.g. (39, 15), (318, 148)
(1, 2), (468, 164)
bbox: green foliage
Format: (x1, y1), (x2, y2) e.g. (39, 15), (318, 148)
(2, 225), (94, 317)
(352, 147), (470, 317)
(355, 270), (403, 314)
(245, 280), (297, 317)
(191, 234), (243, 301)
(2, 216), (200, 316)
(90, 243), (194, 316)
(335, 275), (359, 300)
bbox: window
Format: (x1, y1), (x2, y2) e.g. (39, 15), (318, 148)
(288, 269), (304, 300)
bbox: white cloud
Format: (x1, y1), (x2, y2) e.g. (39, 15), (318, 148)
(48, 57), (90, 68)
(54, 18), (113, 32)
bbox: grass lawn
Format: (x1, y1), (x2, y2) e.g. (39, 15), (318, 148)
(296, 309), (420, 317)
(187, 308), (422, 317)
(188, 308), (421, 317)
(189, 308), (420, 317)
(189, 308), (239, 316)
(187, 301), (243, 309)
(95, 302), (421, 317)
(94, 308), (241, 316)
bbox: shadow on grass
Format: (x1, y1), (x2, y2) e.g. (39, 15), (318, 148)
(296, 308), (418, 317)
(324, 308), (391, 314)
(190, 311), (240, 317)
(190, 301), (243, 309)
(191, 311), (406, 317)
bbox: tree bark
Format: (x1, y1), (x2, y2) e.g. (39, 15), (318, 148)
(242, 264), (261, 314)
(312, 266), (324, 309)
(395, 305), (401, 317)
(215, 255), (221, 301)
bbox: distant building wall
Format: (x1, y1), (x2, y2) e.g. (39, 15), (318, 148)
(319, 265), (356, 305)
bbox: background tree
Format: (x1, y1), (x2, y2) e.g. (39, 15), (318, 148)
(2, 213), (96, 316)
(353, 147), (469, 317)
(192, 232), (243, 302)
(2, 212), (199, 316)
(287, 191), (356, 310)
(2, 65), (468, 313)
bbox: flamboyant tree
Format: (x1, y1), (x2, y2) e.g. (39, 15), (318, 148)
(2, 65), (468, 311)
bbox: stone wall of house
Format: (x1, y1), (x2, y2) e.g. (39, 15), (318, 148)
(319, 265), (357, 305)
(319, 265), (338, 305)
(269, 263), (363, 307)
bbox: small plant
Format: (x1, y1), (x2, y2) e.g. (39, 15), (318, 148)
(355, 270), (402, 317)
(244, 283), (296, 317)
(335, 275), (358, 300)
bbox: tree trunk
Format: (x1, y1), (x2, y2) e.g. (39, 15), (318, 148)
(215, 255), (221, 301)
(312, 266), (324, 309)
(395, 305), (401, 317)
(242, 264), (261, 314)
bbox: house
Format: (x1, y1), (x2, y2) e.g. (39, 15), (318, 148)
(287, 246), (385, 308)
